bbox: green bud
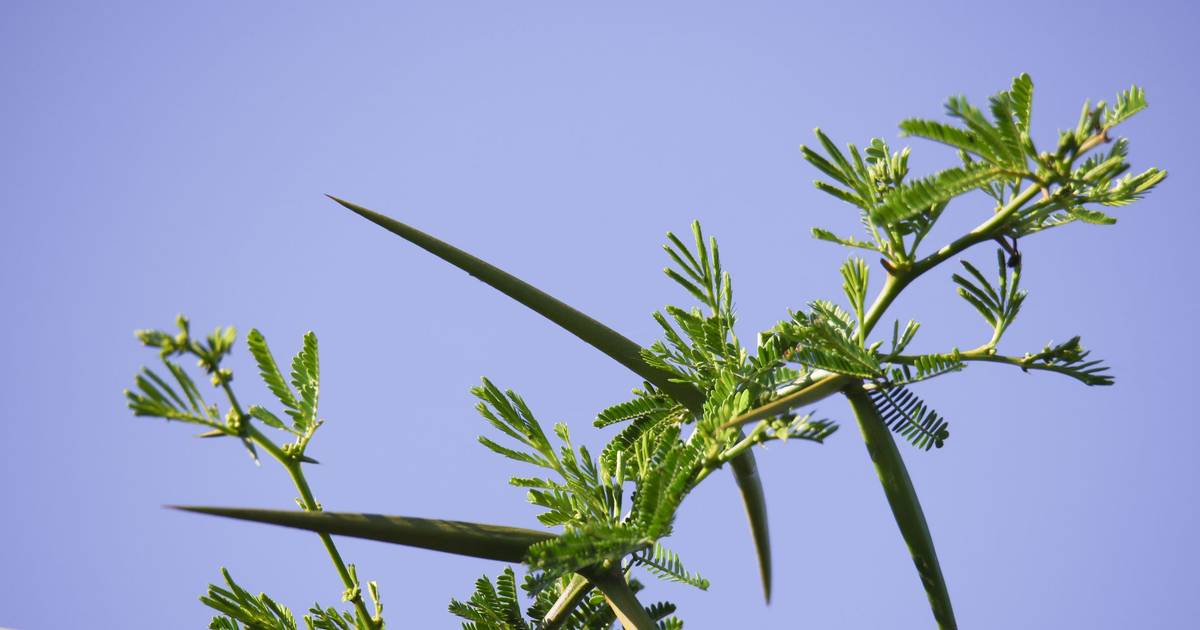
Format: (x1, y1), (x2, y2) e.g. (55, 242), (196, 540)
(224, 408), (243, 433)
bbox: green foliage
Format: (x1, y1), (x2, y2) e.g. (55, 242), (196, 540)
(449, 567), (685, 630)
(474, 375), (706, 582)
(867, 386), (951, 451)
(885, 353), (965, 387)
(126, 316), (258, 460)
(247, 329), (321, 435)
(128, 322), (382, 628)
(808, 74), (1164, 256)
(811, 226), (881, 253)
(202, 569), (362, 630)
(128, 75), (1163, 629)
(1009, 73), (1034, 133)
(632, 544), (710, 590)
(449, 568), (529, 630)
(1106, 86), (1148, 128)
(663, 221), (731, 320)
(476, 386), (704, 579)
(472, 261), (836, 587)
(594, 388), (678, 428)
(767, 301), (881, 378)
(889, 320), (921, 355)
(953, 249), (1026, 346)
(127, 361), (217, 427)
(474, 378), (623, 530)
(1019, 336), (1114, 386)
(203, 569), (300, 630)
(840, 257), (870, 334)
(643, 224), (745, 390)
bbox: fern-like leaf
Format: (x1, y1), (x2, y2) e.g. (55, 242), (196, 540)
(524, 523), (649, 578)
(1105, 85), (1148, 128)
(840, 257), (870, 330)
(246, 329), (299, 413)
(899, 118), (1002, 164)
(811, 227), (881, 252)
(633, 543), (710, 590)
(890, 320), (921, 355)
(201, 569), (301, 630)
(772, 302), (881, 378)
(448, 567), (531, 630)
(867, 386), (950, 451)
(952, 249), (1025, 343)
(305, 606), (357, 630)
(595, 393), (676, 428)
(473, 378), (558, 470)
(287, 331), (320, 431)
(887, 353), (965, 386)
(1010, 73), (1034, 133)
(1022, 336), (1113, 386)
(872, 161), (1006, 226)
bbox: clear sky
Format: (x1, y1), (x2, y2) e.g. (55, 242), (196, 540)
(2, 1), (1197, 628)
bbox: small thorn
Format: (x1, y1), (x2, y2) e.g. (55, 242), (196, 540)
(195, 429), (226, 438)
(326, 193), (352, 208)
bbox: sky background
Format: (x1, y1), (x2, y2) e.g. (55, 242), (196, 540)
(2, 1), (1197, 628)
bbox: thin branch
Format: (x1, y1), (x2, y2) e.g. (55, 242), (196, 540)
(721, 373), (854, 431)
(243, 426), (381, 629)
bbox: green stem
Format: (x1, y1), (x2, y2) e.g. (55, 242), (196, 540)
(213, 373), (378, 628)
(721, 373), (854, 431)
(843, 384), (957, 629)
(859, 182), (1044, 341)
(584, 565), (656, 630)
(911, 183), (1042, 282)
(244, 426), (379, 629)
(718, 421), (771, 463)
(861, 273), (912, 341)
(892, 347), (1092, 382)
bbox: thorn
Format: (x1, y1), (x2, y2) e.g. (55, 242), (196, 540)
(880, 258), (897, 275)
(165, 504), (205, 513)
(325, 193), (354, 209)
(195, 429), (226, 438)
(297, 454), (321, 465)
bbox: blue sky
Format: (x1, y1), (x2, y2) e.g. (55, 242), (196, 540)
(2, 1), (1197, 627)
